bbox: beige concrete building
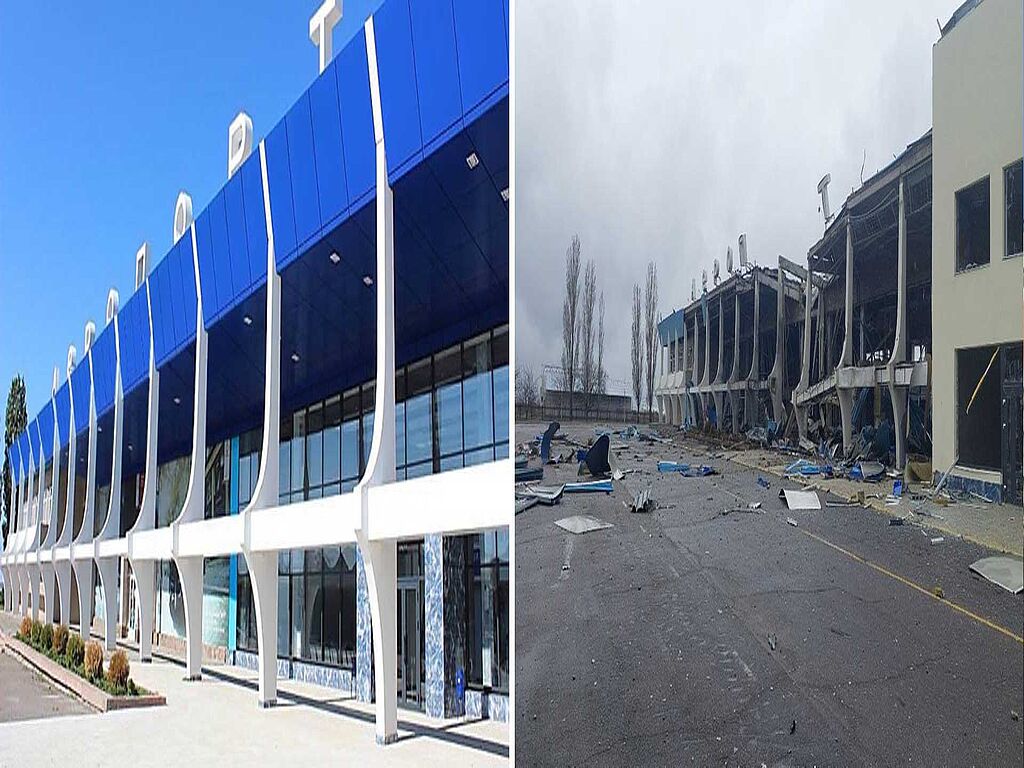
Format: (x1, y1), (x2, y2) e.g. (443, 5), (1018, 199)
(931, 0), (1023, 503)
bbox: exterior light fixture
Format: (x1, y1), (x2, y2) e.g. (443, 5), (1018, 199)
(291, 352), (301, 363)
(465, 152), (479, 170)
(127, 444), (133, 452)
(329, 251), (341, 264)
(362, 274), (374, 287)
(500, 187), (509, 202)
(243, 315), (253, 326)
(173, 396), (181, 405)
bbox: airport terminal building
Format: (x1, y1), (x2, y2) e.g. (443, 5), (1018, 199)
(2, 0), (509, 742)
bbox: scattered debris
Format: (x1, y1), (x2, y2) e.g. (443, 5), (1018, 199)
(579, 434), (611, 477)
(515, 497), (538, 515)
(968, 557), (1024, 594)
(624, 487), (654, 513)
(888, 517), (904, 526)
(768, 633), (777, 651)
(779, 489), (821, 510)
(784, 458), (829, 477)
(515, 466), (543, 483)
(790, 719), (797, 735)
(757, 476), (771, 489)
(540, 421), (560, 463)
(786, 517), (798, 527)
(849, 461), (885, 482)
(564, 479), (613, 494)
(659, 461), (717, 477)
(930, 537), (944, 545)
(522, 484), (565, 505)
(658, 460), (690, 473)
(825, 500), (858, 508)
(1012, 710), (1020, 722)
(932, 586), (944, 599)
(555, 515), (614, 535)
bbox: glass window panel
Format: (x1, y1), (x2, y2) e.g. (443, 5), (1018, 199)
(462, 333), (491, 377)
(493, 365), (509, 445)
(405, 392), (432, 466)
(290, 549), (305, 575)
(291, 411), (306, 497)
(361, 411), (375, 470)
(361, 382), (375, 414)
(341, 420), (359, 481)
(395, 367), (406, 403)
(279, 440), (291, 498)
(238, 456), (251, 507)
(324, 397), (341, 485)
(440, 453), (464, 472)
(492, 326), (509, 368)
(343, 387), (360, 420)
(435, 346), (461, 386)
(277, 574), (290, 658)
(395, 401), (406, 469)
(291, 570), (304, 660)
(462, 372), (493, 450)
(323, 572), (341, 667)
(437, 381), (463, 457)
(341, 557), (356, 669)
(307, 403), (323, 489)
(464, 446), (493, 467)
(407, 359), (432, 397)
(406, 460), (432, 479)
(1006, 160), (1023, 256)
(304, 569), (323, 662)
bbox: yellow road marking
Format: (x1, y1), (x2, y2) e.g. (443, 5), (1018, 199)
(795, 526), (1024, 646)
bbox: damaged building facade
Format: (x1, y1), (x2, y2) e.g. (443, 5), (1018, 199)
(656, 0), (1021, 504)
(2, 0), (510, 744)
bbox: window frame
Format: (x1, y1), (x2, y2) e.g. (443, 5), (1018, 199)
(954, 174), (991, 273)
(1004, 158), (1023, 259)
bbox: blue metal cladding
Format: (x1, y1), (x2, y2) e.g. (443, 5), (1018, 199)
(152, 237), (198, 367)
(240, 152), (268, 290)
(409, 0), (463, 149)
(376, 0), (423, 176)
(224, 172), (252, 301)
(119, 288), (150, 396)
(9, 442), (19, 484)
(29, 420), (40, 468)
(658, 308), (685, 345)
(37, 398), (55, 464)
(71, 360), (91, 436)
(17, 432), (29, 478)
(309, 61), (350, 229)
(266, 120), (298, 266)
(452, 0), (508, 117)
(337, 29), (375, 206)
(91, 324), (117, 418)
(55, 380), (71, 449)
(286, 93), (322, 253)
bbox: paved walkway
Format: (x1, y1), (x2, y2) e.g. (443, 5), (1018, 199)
(0, 613), (507, 767)
(0, 645), (92, 724)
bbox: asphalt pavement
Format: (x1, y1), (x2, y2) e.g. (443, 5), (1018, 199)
(0, 646), (92, 724)
(515, 422), (1024, 767)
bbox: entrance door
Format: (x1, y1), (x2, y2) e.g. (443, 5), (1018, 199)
(396, 580), (424, 707)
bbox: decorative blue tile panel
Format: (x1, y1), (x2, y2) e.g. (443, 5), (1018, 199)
(424, 533), (444, 718)
(465, 689), (483, 719)
(487, 693), (508, 723)
(291, 659), (355, 694)
(442, 535), (467, 718)
(234, 649), (259, 671)
(936, 471), (1003, 503)
(356, 545), (374, 702)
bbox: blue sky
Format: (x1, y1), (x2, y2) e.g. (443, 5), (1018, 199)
(0, 0), (381, 418)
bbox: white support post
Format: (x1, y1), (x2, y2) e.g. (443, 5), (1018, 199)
(838, 223), (855, 454)
(359, 15), (399, 745)
(769, 261), (786, 426)
(888, 178), (909, 469)
(97, 559), (118, 650)
(795, 266), (813, 444)
(73, 331), (98, 639)
(681, 318), (689, 426)
(132, 560), (156, 662)
(715, 296), (724, 384)
(98, 291), (123, 650)
(241, 138), (282, 707)
(730, 292), (741, 434)
(172, 218), (207, 681)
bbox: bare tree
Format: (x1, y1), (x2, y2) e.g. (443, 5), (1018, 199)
(515, 363), (540, 408)
(644, 261), (659, 416)
(560, 235), (582, 417)
(631, 283), (643, 418)
(596, 291), (606, 396)
(579, 260), (597, 416)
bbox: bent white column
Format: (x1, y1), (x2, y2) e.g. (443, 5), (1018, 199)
(795, 266), (813, 444)
(837, 223), (855, 454)
(887, 178), (908, 469)
(172, 218), (208, 682)
(72, 330), (98, 640)
(241, 139), (282, 707)
(128, 258), (159, 662)
(769, 261), (786, 426)
(361, 15), (399, 743)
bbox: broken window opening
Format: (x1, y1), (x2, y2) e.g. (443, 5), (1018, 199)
(1004, 159), (1022, 258)
(955, 176), (990, 272)
(955, 344), (1002, 472)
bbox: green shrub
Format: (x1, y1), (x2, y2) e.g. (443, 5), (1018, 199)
(106, 649), (130, 691)
(64, 633), (85, 668)
(52, 625), (69, 656)
(29, 619), (43, 647)
(84, 641), (103, 680)
(39, 623), (53, 651)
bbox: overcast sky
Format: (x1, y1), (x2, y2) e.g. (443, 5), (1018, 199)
(515, 0), (962, 395)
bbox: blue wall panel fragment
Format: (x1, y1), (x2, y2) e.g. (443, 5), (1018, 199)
(310, 62), (349, 229)
(409, 0), (462, 148)
(337, 30), (375, 205)
(120, 288), (149, 394)
(452, 0), (508, 112)
(285, 93), (322, 252)
(71, 360), (91, 436)
(195, 209), (221, 327)
(266, 120), (297, 267)
(37, 399), (55, 463)
(240, 153), (268, 289)
(375, 0), (423, 176)
(55, 381), (71, 448)
(224, 172), (252, 301)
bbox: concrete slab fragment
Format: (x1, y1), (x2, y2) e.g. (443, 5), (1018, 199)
(554, 515), (614, 535)
(968, 556), (1024, 594)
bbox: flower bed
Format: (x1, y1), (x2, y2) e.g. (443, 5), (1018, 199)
(8, 618), (164, 711)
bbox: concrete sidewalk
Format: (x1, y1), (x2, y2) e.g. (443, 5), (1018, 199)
(0, 612), (507, 767)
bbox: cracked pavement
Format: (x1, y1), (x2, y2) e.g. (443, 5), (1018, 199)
(515, 421), (1024, 767)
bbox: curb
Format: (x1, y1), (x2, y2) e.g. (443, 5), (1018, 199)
(0, 629), (165, 712)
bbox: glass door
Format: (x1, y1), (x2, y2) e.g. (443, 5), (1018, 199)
(397, 580), (424, 707)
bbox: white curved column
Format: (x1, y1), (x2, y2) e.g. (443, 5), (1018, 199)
(171, 218), (208, 682)
(72, 330), (98, 640)
(127, 254), (159, 662)
(240, 138), (282, 707)
(888, 178), (908, 469)
(768, 261), (786, 426)
(795, 266), (813, 444)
